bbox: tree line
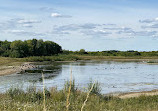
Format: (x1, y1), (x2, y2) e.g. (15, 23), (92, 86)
(0, 39), (62, 58)
(1, 39), (158, 58)
(62, 49), (158, 57)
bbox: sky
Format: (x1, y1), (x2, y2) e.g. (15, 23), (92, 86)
(0, 0), (158, 51)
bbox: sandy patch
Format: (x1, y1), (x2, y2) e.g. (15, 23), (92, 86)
(0, 62), (34, 76)
(118, 90), (158, 99)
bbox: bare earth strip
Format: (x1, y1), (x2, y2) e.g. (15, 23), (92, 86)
(118, 90), (158, 99)
(0, 68), (17, 76)
(0, 62), (34, 76)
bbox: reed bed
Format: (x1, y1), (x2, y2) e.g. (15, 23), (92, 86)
(0, 80), (158, 111)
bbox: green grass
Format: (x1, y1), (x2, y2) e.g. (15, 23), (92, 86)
(147, 61), (158, 63)
(1, 54), (158, 64)
(22, 55), (81, 62)
(1, 82), (158, 111)
(22, 55), (158, 62)
(0, 57), (22, 66)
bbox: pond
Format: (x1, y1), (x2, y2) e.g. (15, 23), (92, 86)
(0, 60), (158, 94)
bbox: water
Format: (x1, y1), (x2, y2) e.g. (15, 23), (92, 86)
(0, 60), (158, 94)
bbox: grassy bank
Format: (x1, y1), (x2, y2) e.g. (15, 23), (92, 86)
(1, 82), (158, 111)
(18, 55), (158, 62)
(1, 54), (158, 63)
(0, 57), (22, 66)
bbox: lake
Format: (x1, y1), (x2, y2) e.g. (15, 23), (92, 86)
(0, 60), (158, 94)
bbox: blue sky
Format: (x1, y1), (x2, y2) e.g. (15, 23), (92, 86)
(0, 0), (158, 51)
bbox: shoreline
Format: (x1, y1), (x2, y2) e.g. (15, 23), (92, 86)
(117, 90), (158, 99)
(0, 58), (158, 76)
(0, 62), (35, 76)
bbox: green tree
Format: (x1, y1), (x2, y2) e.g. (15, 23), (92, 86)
(10, 40), (28, 58)
(79, 49), (87, 55)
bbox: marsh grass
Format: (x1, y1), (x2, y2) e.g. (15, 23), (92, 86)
(147, 61), (158, 63)
(87, 80), (101, 95)
(66, 68), (72, 111)
(1, 80), (158, 111)
(81, 81), (95, 111)
(23, 55), (80, 62)
(42, 72), (46, 111)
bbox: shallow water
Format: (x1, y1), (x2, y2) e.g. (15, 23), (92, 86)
(0, 60), (158, 94)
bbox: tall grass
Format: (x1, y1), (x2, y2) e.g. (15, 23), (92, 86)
(23, 55), (80, 62)
(2, 80), (158, 111)
(42, 72), (46, 111)
(81, 81), (95, 111)
(66, 68), (72, 111)
(87, 80), (101, 95)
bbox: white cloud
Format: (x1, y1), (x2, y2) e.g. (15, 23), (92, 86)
(22, 24), (33, 28)
(133, 31), (157, 36)
(141, 24), (158, 29)
(104, 27), (132, 31)
(51, 13), (62, 17)
(0, 18), (41, 31)
(53, 23), (100, 32)
(51, 13), (72, 18)
(17, 19), (41, 24)
(155, 17), (158, 21)
(139, 17), (158, 23)
(7, 29), (25, 33)
(81, 29), (111, 37)
(40, 7), (55, 11)
(103, 24), (116, 26)
(5, 29), (45, 37)
(117, 29), (158, 37)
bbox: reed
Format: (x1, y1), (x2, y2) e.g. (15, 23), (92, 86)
(66, 67), (72, 111)
(1, 81), (158, 111)
(81, 81), (95, 111)
(42, 72), (46, 111)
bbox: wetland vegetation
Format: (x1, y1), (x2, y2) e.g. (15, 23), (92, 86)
(1, 80), (158, 111)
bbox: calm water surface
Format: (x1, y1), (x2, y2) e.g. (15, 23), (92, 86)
(0, 61), (158, 94)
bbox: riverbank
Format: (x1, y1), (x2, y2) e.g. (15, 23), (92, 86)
(0, 62), (36, 76)
(0, 57), (35, 76)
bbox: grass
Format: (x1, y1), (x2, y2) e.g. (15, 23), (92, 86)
(0, 57), (22, 66)
(147, 61), (158, 63)
(81, 81), (95, 111)
(0, 81), (158, 111)
(22, 55), (81, 62)
(22, 55), (158, 62)
(1, 54), (158, 64)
